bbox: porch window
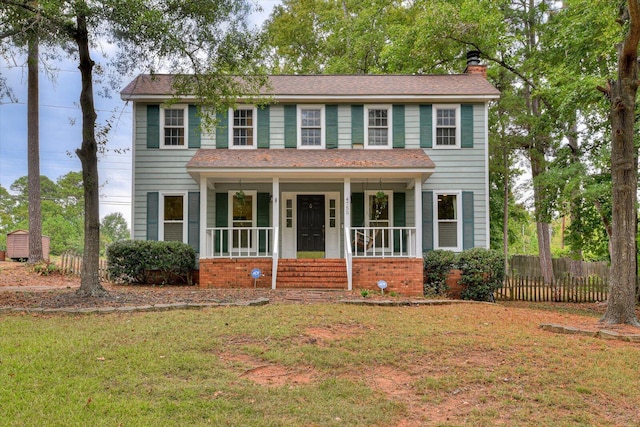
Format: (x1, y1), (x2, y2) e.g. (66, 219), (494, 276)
(436, 193), (461, 250)
(298, 105), (325, 148)
(162, 106), (187, 148)
(366, 191), (392, 248)
(231, 107), (256, 148)
(365, 106), (391, 148)
(434, 105), (460, 148)
(161, 194), (186, 242)
(231, 191), (255, 249)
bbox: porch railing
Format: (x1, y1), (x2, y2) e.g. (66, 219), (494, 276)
(350, 226), (417, 258)
(344, 226), (353, 290)
(272, 227), (279, 289)
(205, 227), (275, 258)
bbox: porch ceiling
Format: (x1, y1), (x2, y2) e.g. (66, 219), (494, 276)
(187, 149), (435, 183)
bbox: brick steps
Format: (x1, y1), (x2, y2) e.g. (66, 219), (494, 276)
(276, 258), (348, 289)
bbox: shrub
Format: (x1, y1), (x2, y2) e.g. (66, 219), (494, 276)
(107, 240), (196, 285)
(32, 262), (61, 276)
(423, 250), (457, 296)
(458, 248), (505, 301)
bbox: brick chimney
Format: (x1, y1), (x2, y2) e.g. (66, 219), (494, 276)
(464, 50), (487, 78)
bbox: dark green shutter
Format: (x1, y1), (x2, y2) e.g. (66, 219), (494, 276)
(188, 105), (201, 148)
(216, 110), (228, 149)
(284, 105), (297, 148)
(351, 192), (365, 227)
(147, 105), (160, 149)
(351, 105), (364, 146)
(420, 105), (432, 148)
(462, 191), (475, 249)
(326, 105), (338, 149)
(257, 192), (270, 252)
(422, 191), (433, 252)
(393, 192), (406, 252)
(147, 192), (159, 240)
(257, 106), (270, 148)
(461, 104), (474, 148)
(392, 105), (405, 148)
(215, 193), (228, 252)
(187, 192), (200, 252)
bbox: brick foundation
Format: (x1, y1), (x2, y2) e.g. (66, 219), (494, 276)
(199, 258), (273, 289)
(352, 258), (424, 296)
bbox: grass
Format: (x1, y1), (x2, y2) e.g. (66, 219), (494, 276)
(1, 303), (640, 425)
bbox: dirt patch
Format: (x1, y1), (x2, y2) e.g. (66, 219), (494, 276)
(220, 352), (316, 387)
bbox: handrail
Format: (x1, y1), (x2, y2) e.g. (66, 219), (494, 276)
(344, 226), (353, 291)
(204, 227), (274, 258)
(350, 226), (416, 258)
(272, 226), (279, 289)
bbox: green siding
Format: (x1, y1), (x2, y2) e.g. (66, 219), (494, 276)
(393, 192), (406, 251)
(284, 105), (297, 148)
(215, 193), (228, 252)
(392, 105), (405, 148)
(422, 191), (433, 252)
(147, 192), (159, 240)
(420, 105), (432, 148)
(216, 111), (228, 149)
(461, 104), (474, 148)
(351, 192), (365, 227)
(462, 191), (475, 249)
(326, 105), (338, 149)
(257, 106), (270, 148)
(257, 192), (270, 252)
(188, 105), (201, 149)
(188, 192), (200, 251)
(351, 105), (364, 146)
(147, 105), (160, 149)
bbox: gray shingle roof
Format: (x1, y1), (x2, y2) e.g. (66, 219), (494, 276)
(121, 74), (499, 99)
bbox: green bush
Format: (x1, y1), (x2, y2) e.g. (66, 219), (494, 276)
(107, 240), (196, 285)
(423, 250), (457, 296)
(458, 248), (505, 301)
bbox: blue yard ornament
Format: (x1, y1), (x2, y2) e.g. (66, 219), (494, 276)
(251, 268), (262, 288)
(377, 280), (388, 295)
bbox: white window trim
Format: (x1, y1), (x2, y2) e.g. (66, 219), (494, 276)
(160, 105), (189, 149)
(364, 190), (394, 227)
(158, 192), (188, 243)
(364, 104), (392, 149)
(228, 190), (258, 251)
(434, 191), (462, 252)
(297, 105), (325, 149)
(228, 106), (257, 149)
(432, 104), (461, 149)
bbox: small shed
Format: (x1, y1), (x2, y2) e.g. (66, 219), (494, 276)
(6, 230), (50, 261)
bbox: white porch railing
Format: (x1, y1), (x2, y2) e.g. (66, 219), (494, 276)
(344, 226), (353, 291)
(271, 227), (279, 289)
(205, 227), (275, 258)
(350, 226), (417, 258)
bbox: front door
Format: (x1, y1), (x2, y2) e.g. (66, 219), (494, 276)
(297, 195), (325, 252)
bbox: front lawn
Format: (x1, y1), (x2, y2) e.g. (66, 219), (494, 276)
(1, 303), (639, 426)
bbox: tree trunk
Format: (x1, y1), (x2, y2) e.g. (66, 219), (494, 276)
(502, 143), (509, 275)
(601, 0), (640, 326)
(27, 33), (43, 264)
(74, 9), (107, 297)
(566, 121), (582, 260)
(530, 141), (554, 284)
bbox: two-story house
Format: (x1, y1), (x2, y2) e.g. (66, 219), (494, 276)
(120, 57), (499, 295)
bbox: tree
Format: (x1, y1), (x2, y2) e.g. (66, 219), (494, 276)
(1, 0), (267, 297)
(100, 212), (129, 253)
(599, 0), (640, 326)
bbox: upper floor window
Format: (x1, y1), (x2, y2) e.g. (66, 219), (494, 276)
(230, 106), (256, 149)
(435, 192), (461, 251)
(298, 105), (325, 148)
(365, 105), (391, 148)
(161, 105), (188, 148)
(434, 105), (460, 148)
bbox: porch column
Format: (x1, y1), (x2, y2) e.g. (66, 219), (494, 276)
(414, 177), (423, 257)
(272, 178), (280, 289)
(199, 176), (208, 258)
(344, 177), (352, 291)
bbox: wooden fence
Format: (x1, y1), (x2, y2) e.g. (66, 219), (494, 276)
(495, 275), (612, 303)
(58, 251), (109, 281)
(509, 255), (609, 281)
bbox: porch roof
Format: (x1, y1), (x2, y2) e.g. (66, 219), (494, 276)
(186, 149), (435, 182)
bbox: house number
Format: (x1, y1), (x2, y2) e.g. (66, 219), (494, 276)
(309, 203), (313, 209)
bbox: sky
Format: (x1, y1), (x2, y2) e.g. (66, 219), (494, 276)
(0, 1), (280, 227)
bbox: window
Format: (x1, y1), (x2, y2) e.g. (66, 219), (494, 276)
(230, 191), (256, 250)
(160, 194), (187, 242)
(297, 105), (325, 148)
(161, 106), (188, 148)
(365, 191), (392, 249)
(365, 106), (392, 148)
(286, 199), (293, 228)
(230, 107), (256, 148)
(433, 105), (460, 148)
(435, 192), (461, 250)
